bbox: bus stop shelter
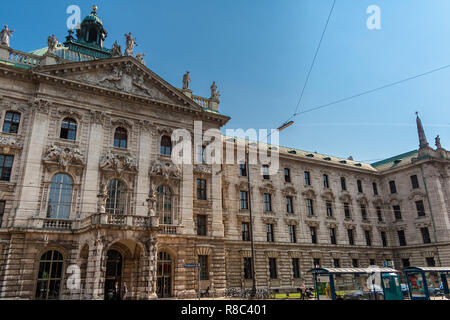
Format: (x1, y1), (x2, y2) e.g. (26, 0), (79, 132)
(308, 267), (401, 300)
(402, 266), (450, 300)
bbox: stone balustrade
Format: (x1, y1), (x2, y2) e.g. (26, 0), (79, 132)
(0, 46), (42, 67)
(192, 95), (210, 109)
(30, 214), (164, 231)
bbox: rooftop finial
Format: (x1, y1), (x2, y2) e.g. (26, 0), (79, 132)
(416, 111), (429, 149)
(92, 5), (98, 15)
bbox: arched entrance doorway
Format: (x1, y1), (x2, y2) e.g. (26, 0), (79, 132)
(157, 251), (173, 298)
(104, 249), (122, 300)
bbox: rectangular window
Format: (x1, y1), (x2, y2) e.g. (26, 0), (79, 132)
(402, 259), (411, 267)
(370, 259), (376, 266)
(326, 201), (333, 217)
(330, 228), (337, 245)
(348, 229), (355, 245)
(310, 227), (317, 244)
(381, 231), (387, 247)
(262, 165), (269, 179)
(376, 207), (383, 222)
(0, 200), (5, 228)
(240, 191), (248, 210)
(426, 257), (436, 267)
(198, 255), (209, 280)
(352, 259), (359, 268)
(197, 145), (206, 164)
(341, 177), (347, 191)
(398, 230), (407, 246)
(421, 227), (431, 244)
(197, 215), (207, 236)
(286, 196), (294, 213)
(361, 205), (367, 220)
(0, 155), (14, 182)
(415, 200), (425, 217)
(2, 112), (21, 134)
(244, 257), (253, 279)
(410, 175), (419, 189)
(264, 193), (272, 212)
(266, 224), (274, 242)
(365, 230), (372, 246)
(304, 171), (311, 186)
(373, 182), (378, 196)
(333, 259), (340, 268)
(389, 181), (397, 194)
(292, 258), (300, 278)
(313, 258), (321, 268)
(323, 174), (329, 188)
(239, 163), (247, 177)
(269, 258), (277, 279)
(306, 199), (314, 216)
(344, 203), (351, 218)
(284, 168), (291, 183)
(197, 179), (207, 200)
(289, 225), (297, 243)
(393, 205), (402, 220)
(357, 180), (363, 193)
(242, 222), (250, 241)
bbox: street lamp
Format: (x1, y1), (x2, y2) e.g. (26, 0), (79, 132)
(246, 121), (294, 298)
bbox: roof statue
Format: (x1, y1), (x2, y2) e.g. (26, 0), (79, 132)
(415, 112), (429, 149)
(111, 40), (122, 57)
(182, 71), (191, 90)
(435, 135), (441, 149)
(136, 53), (146, 65)
(124, 32), (136, 56)
(0, 25), (14, 47)
(210, 81), (220, 103)
(47, 34), (58, 54)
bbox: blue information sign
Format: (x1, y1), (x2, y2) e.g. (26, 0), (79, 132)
(184, 264), (199, 268)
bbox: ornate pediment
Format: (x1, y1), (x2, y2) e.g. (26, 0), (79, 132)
(149, 159), (181, 180)
(193, 164), (212, 176)
(43, 144), (85, 168)
(63, 61), (174, 103)
(100, 150), (137, 174)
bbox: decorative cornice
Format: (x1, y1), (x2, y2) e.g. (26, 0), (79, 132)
(43, 144), (85, 168)
(100, 150), (137, 174)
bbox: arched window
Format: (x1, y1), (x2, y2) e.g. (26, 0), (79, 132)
(106, 180), (126, 214)
(60, 118), (77, 141)
(35, 250), (64, 300)
(47, 174), (73, 220)
(157, 185), (173, 224)
(2, 111), (21, 134)
(114, 127), (128, 149)
(160, 135), (172, 156)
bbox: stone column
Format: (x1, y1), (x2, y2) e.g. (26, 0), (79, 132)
(181, 164), (194, 234)
(135, 121), (152, 216)
(144, 235), (158, 299)
(80, 111), (105, 218)
(211, 164), (224, 237)
(85, 237), (105, 300)
(14, 99), (51, 226)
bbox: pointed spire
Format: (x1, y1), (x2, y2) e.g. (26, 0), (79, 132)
(416, 112), (429, 149)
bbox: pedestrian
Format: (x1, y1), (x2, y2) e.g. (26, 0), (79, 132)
(113, 281), (121, 300)
(122, 282), (128, 300)
(300, 282), (306, 300)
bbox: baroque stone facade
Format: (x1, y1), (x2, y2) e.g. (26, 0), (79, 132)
(0, 9), (449, 300)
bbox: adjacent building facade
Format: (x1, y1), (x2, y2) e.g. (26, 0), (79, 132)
(0, 9), (449, 299)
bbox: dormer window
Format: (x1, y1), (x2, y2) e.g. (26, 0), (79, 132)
(60, 118), (77, 141)
(2, 111), (21, 134)
(160, 135), (172, 156)
(113, 127), (128, 149)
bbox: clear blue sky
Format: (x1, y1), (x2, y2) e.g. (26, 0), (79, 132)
(2, 0), (449, 162)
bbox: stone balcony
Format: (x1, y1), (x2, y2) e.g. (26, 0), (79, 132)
(29, 214), (166, 232)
